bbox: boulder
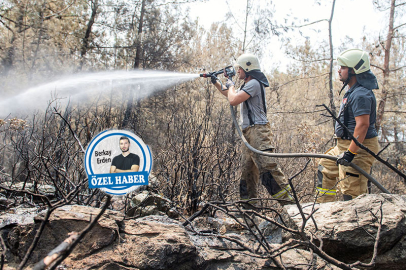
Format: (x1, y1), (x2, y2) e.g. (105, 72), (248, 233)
(5, 205), (123, 266)
(2, 181), (55, 196)
(0, 204), (343, 270)
(68, 215), (198, 270)
(0, 206), (39, 229)
(284, 194), (406, 269)
(127, 191), (178, 218)
(4, 194), (406, 269)
(189, 232), (341, 269)
(0, 194), (13, 210)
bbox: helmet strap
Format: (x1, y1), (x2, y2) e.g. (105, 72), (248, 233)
(339, 68), (355, 95)
(244, 71), (251, 81)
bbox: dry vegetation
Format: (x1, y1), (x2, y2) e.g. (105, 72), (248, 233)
(0, 0), (406, 268)
(0, 0), (405, 210)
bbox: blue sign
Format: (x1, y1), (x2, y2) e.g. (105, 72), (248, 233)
(84, 130), (152, 195)
(88, 172), (149, 189)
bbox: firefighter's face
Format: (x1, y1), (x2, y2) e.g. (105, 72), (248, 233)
(338, 66), (349, 82)
(237, 67), (246, 80)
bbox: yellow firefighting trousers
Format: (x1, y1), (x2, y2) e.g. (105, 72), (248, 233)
(316, 137), (380, 203)
(240, 123), (292, 200)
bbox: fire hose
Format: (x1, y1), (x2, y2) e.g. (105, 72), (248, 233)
(200, 66), (390, 194)
(228, 105), (390, 194)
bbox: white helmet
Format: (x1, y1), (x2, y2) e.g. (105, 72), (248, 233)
(234, 53), (261, 72)
(337, 49), (370, 74)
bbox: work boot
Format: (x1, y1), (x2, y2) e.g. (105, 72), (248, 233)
(343, 194), (353, 201)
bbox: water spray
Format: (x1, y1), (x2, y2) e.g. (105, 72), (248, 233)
(0, 70), (199, 117)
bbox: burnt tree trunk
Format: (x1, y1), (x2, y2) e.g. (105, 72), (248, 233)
(376, 0), (396, 134)
(1, 6), (25, 76)
(133, 0), (146, 70)
(29, 1), (47, 80)
(79, 0), (99, 71)
(122, 0), (146, 129)
(328, 0), (337, 128)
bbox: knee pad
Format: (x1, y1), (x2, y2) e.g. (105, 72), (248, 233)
(240, 180), (248, 199)
(261, 172), (282, 196)
(317, 164), (324, 188)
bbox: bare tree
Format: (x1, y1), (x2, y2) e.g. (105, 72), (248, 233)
(374, 0), (406, 134)
(0, 1), (27, 76)
(327, 0), (337, 121)
(79, 0), (99, 71)
(122, 0), (146, 129)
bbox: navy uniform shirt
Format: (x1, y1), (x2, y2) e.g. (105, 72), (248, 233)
(335, 82), (378, 139)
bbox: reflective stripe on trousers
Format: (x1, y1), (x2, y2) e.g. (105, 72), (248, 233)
(316, 137), (380, 203)
(273, 184), (293, 200)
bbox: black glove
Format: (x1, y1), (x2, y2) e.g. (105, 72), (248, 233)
(225, 79), (234, 89)
(210, 75), (217, 85)
(336, 150), (356, 166)
(224, 68), (229, 78)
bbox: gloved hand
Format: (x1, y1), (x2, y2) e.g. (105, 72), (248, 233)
(225, 79), (234, 89)
(210, 75), (217, 85)
(224, 68), (229, 78)
(336, 150), (356, 166)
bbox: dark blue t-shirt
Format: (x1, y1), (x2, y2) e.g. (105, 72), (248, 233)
(111, 153), (140, 170)
(335, 83), (378, 139)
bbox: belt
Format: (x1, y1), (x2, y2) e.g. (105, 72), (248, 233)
(334, 134), (350, 140)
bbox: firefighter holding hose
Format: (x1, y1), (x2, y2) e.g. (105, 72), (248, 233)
(316, 49), (380, 202)
(210, 53), (293, 204)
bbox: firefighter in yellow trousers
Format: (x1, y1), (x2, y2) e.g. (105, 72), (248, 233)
(316, 49), (380, 202)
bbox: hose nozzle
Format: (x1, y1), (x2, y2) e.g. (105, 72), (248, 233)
(199, 66), (235, 79)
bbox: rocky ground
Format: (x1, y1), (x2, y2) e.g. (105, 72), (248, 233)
(0, 192), (405, 269)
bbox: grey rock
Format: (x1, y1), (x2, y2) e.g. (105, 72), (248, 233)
(258, 220), (282, 244)
(127, 191), (178, 218)
(3, 194), (406, 269)
(0, 206), (39, 229)
(130, 190), (149, 207)
(284, 193), (406, 269)
(2, 181), (55, 196)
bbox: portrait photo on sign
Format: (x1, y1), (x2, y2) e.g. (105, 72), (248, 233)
(91, 135), (143, 175)
(85, 130), (152, 196)
(110, 136), (141, 173)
